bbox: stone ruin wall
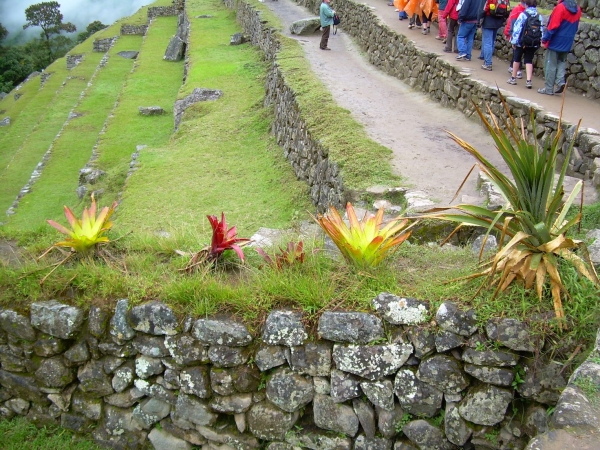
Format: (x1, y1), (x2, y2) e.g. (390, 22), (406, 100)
(1, 296), (598, 449)
(148, 5), (183, 20)
(120, 24), (149, 36)
(93, 37), (118, 52)
(227, 0), (346, 213)
(316, 0), (600, 188)
(538, 0), (600, 20)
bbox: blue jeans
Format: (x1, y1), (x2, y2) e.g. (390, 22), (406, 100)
(457, 22), (477, 59)
(482, 27), (499, 66)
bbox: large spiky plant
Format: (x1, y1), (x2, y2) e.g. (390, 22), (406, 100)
(422, 99), (599, 321)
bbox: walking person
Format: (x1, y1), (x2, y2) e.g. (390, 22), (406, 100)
(319, 0), (335, 50)
(443, 0), (460, 52)
(507, 0), (543, 89)
(504, 0), (526, 79)
(421, 0), (435, 35)
(480, 0), (510, 70)
(436, 0), (449, 41)
(538, 0), (581, 95)
(456, 0), (485, 61)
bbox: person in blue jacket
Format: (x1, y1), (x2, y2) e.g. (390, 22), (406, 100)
(456, 0), (486, 61)
(538, 0), (581, 95)
(320, 0), (335, 50)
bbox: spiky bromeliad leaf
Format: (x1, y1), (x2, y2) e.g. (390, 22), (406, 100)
(206, 212), (250, 262)
(312, 202), (412, 269)
(45, 196), (117, 254)
(420, 97), (599, 321)
(182, 213), (251, 272)
(256, 241), (305, 269)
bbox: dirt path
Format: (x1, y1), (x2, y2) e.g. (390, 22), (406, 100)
(263, 0), (598, 206)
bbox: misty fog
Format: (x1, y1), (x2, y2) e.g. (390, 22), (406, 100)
(0, 0), (153, 42)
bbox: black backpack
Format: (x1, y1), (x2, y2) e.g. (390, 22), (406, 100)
(519, 11), (542, 48)
(332, 14), (340, 34)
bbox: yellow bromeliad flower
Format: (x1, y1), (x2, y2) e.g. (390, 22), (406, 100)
(312, 202), (412, 268)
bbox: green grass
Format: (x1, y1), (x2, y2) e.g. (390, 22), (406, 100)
(116, 0), (311, 234)
(0, 417), (100, 450)
(0, 52), (104, 215)
(89, 16), (184, 207)
(4, 37), (143, 231)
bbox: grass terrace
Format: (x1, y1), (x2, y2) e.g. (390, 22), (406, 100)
(0, 0), (599, 444)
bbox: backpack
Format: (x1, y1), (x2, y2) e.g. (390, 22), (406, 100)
(332, 14), (340, 35)
(487, 0), (510, 19)
(519, 11), (542, 48)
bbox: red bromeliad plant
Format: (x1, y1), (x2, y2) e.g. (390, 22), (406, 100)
(312, 202), (413, 269)
(256, 241), (305, 269)
(183, 213), (250, 271)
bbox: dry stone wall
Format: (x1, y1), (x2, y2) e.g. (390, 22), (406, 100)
(473, 21), (600, 99)
(316, 0), (600, 188)
(148, 5), (183, 19)
(225, 0), (345, 212)
(120, 24), (149, 36)
(1, 296), (597, 449)
(538, 0), (600, 20)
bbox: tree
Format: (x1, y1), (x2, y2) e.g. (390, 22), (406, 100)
(23, 2), (76, 59)
(76, 20), (108, 44)
(0, 47), (34, 93)
(0, 22), (7, 42)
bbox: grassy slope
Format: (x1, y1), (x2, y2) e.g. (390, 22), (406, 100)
(89, 16), (184, 209)
(0, 51), (103, 215)
(116, 0), (312, 236)
(5, 37), (143, 231)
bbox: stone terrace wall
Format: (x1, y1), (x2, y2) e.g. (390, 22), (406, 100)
(93, 37), (118, 52)
(120, 24), (149, 36)
(329, 0), (600, 187)
(224, 0), (346, 212)
(2, 296), (597, 449)
(538, 0), (600, 20)
(148, 5), (182, 19)
(479, 22), (600, 99)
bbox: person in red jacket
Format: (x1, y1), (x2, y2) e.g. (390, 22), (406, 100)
(504, 0), (526, 78)
(443, 0), (460, 53)
(538, 0), (581, 95)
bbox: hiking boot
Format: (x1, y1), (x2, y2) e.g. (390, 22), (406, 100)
(526, 80), (532, 89)
(538, 87), (553, 95)
(516, 71), (523, 79)
(456, 54), (470, 61)
(481, 64), (492, 71)
(555, 84), (565, 94)
(507, 77), (517, 85)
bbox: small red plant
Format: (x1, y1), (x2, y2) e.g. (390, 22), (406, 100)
(182, 213), (250, 271)
(256, 241), (305, 269)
